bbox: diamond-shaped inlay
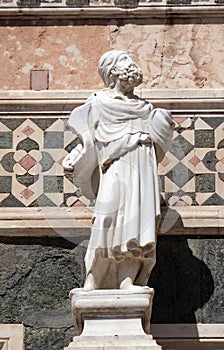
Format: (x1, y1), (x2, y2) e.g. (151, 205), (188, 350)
(166, 162), (194, 188)
(170, 135), (194, 161)
(19, 154), (37, 171)
(22, 126), (35, 137)
(160, 155), (171, 167)
(20, 188), (34, 199)
(189, 155), (200, 166)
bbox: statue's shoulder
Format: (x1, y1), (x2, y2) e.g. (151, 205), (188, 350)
(86, 90), (106, 104)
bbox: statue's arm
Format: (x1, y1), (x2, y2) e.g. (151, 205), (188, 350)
(149, 107), (175, 163)
(63, 101), (99, 200)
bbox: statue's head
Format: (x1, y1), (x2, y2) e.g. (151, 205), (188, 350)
(98, 50), (143, 89)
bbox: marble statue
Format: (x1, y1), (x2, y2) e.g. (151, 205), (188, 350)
(63, 50), (174, 292)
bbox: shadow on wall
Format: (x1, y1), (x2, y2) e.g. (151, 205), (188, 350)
(149, 206), (214, 324)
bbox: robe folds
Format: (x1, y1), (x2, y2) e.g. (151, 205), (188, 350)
(68, 90), (174, 288)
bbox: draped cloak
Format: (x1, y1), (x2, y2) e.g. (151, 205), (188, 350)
(68, 90), (174, 288)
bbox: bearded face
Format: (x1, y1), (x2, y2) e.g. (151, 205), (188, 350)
(110, 62), (143, 89)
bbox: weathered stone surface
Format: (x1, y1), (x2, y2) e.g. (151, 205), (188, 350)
(200, 238), (224, 323)
(0, 239), (84, 328)
(0, 21), (110, 90)
(0, 237), (86, 349)
(1, 19), (224, 90)
(110, 20), (224, 89)
(25, 326), (75, 350)
(0, 324), (24, 350)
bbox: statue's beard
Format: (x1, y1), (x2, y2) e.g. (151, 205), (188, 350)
(112, 64), (143, 88)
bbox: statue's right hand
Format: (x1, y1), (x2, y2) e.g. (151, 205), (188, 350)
(62, 153), (76, 172)
(62, 146), (83, 172)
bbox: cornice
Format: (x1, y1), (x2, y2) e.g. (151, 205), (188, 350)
(0, 89), (224, 113)
(0, 206), (223, 237)
(0, 5), (224, 20)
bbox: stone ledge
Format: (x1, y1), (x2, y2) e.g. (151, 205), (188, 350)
(151, 324), (224, 350)
(0, 89), (224, 113)
(0, 206), (223, 237)
(1, 5), (224, 19)
(151, 323), (224, 338)
(0, 324), (24, 350)
(66, 323), (224, 349)
(0, 323), (223, 350)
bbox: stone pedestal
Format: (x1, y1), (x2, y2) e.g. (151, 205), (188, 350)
(65, 288), (162, 349)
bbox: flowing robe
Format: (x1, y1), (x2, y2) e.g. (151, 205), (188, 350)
(67, 90), (174, 288)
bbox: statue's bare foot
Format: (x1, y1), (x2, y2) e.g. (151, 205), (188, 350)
(119, 277), (149, 291)
(83, 272), (96, 292)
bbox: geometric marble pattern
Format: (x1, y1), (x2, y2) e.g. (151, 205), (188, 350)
(0, 117), (89, 207)
(0, 114), (224, 207)
(160, 115), (224, 206)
